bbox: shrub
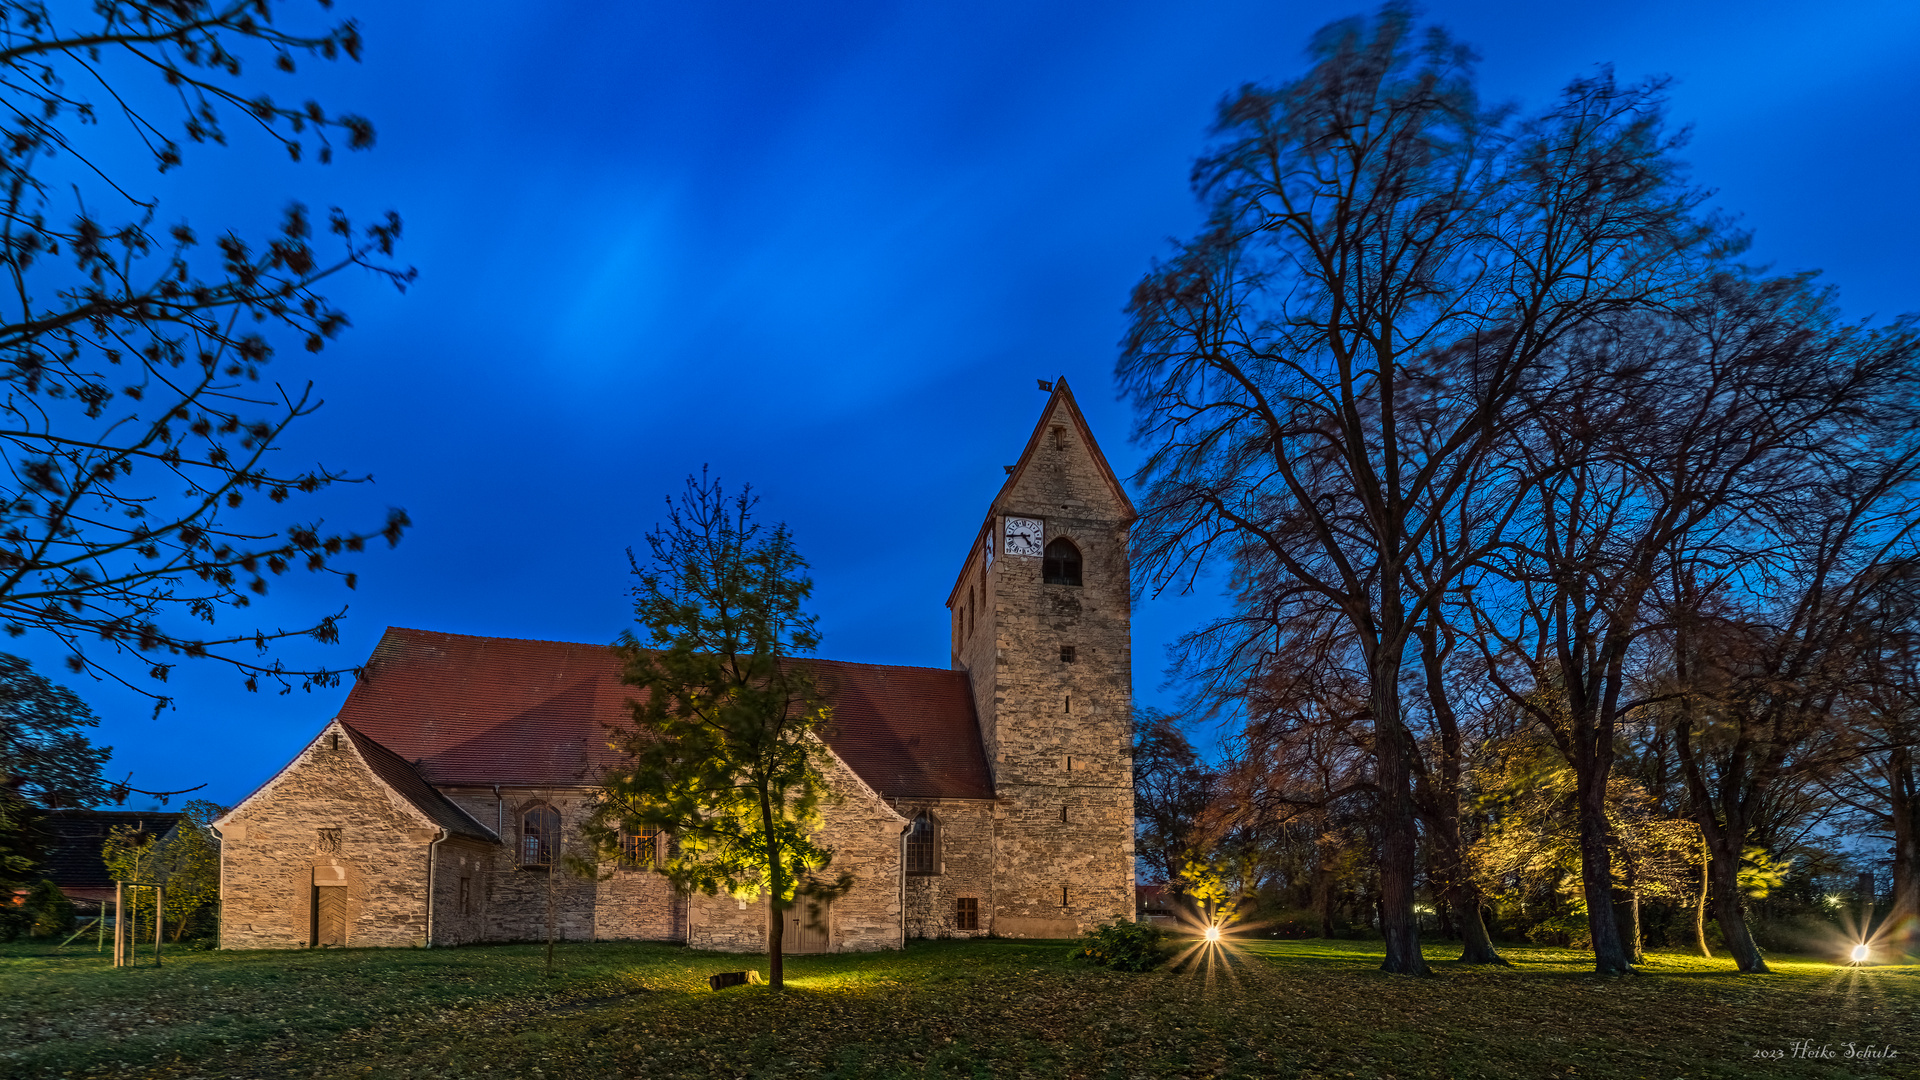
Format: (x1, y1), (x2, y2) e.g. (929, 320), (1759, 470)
(1072, 919), (1169, 973)
(28, 879), (74, 938)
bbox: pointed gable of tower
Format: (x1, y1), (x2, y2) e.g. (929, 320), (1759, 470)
(990, 378), (1136, 524)
(942, 374), (1138, 938)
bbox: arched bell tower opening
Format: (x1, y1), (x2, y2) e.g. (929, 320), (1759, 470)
(1042, 538), (1082, 586)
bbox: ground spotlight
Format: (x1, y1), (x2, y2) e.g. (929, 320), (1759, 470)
(1204, 925), (1221, 942)
(1850, 943), (1869, 964)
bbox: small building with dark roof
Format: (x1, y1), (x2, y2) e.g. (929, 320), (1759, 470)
(36, 809), (185, 909)
(212, 381), (1138, 951)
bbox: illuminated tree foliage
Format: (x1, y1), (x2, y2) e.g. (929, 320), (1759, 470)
(1471, 737), (1701, 958)
(590, 473), (844, 990)
(0, 2), (412, 705)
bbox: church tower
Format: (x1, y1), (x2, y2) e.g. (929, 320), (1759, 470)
(947, 378), (1136, 936)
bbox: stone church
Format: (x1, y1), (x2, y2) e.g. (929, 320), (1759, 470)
(213, 380), (1137, 951)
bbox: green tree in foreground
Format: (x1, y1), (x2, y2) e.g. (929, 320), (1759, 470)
(590, 473), (841, 990)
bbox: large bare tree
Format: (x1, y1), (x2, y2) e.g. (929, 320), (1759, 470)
(1119, 7), (1717, 973)
(1475, 273), (1920, 972)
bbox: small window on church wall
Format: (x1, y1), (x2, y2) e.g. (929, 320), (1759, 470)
(620, 827), (661, 869)
(521, 805), (560, 868)
(1060, 645), (1075, 663)
(1042, 539), (1081, 586)
(955, 896), (979, 931)
(906, 811), (939, 875)
(458, 877), (471, 915)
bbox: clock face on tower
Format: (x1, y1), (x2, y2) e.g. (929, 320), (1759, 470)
(1003, 516), (1044, 557)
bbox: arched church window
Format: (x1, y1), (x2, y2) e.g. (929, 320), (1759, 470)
(1042, 538), (1082, 586)
(905, 811), (940, 875)
(521, 804), (560, 868)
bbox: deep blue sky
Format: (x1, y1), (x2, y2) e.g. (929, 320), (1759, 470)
(36, 1), (1920, 806)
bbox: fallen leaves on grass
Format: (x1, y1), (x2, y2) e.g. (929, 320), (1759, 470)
(0, 939), (1912, 1079)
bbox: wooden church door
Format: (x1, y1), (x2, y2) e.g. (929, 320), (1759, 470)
(783, 899), (831, 954)
(312, 886), (347, 946)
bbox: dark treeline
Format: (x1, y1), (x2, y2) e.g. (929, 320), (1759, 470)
(1121, 6), (1920, 975)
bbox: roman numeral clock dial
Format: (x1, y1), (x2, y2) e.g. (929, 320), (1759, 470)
(1003, 516), (1044, 557)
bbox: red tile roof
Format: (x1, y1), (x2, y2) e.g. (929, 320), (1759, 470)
(339, 723), (500, 843)
(335, 627), (995, 801)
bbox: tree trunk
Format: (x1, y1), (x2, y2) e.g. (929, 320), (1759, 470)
(1414, 621), (1504, 965)
(1611, 859), (1644, 965)
(1708, 844), (1769, 973)
(1576, 766), (1634, 974)
(1423, 799), (1505, 964)
(761, 786), (785, 990)
(1630, 892), (1643, 963)
(1887, 748), (1918, 961)
(1694, 836), (1712, 958)
(1454, 889), (1504, 965)
(1374, 684), (1429, 975)
(1312, 834), (1336, 938)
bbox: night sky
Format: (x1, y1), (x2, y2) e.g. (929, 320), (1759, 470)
(38, 1), (1920, 806)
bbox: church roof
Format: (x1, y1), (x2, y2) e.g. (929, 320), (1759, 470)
(338, 722), (501, 843)
(335, 627), (996, 801)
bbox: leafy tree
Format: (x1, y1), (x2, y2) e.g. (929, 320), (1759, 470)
(101, 797), (222, 940)
(1181, 853), (1253, 930)
(0, 1), (412, 706)
(0, 652), (111, 809)
(0, 651), (108, 889)
(589, 473), (841, 990)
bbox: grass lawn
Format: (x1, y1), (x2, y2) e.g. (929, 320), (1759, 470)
(0, 935), (1914, 1079)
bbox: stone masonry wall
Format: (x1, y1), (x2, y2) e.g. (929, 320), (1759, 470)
(953, 523), (998, 764)
(957, 392), (1138, 937)
(217, 722), (440, 949)
(688, 745), (908, 952)
(440, 786), (680, 943)
(429, 837), (496, 946)
(897, 798), (995, 938)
